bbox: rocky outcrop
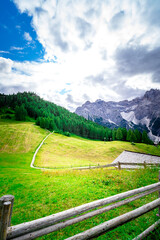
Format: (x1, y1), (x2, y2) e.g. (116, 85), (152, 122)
(75, 89), (160, 141)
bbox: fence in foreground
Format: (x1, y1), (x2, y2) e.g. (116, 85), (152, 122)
(1, 174), (160, 240)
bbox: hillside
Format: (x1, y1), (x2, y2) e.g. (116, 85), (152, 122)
(75, 89), (160, 142)
(0, 119), (160, 239)
(0, 92), (113, 141)
(0, 92), (152, 144)
(35, 133), (160, 169)
(0, 119), (48, 169)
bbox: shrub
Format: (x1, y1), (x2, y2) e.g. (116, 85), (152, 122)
(63, 131), (71, 137)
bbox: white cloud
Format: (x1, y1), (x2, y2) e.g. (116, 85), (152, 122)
(14, 0), (159, 62)
(125, 74), (160, 90)
(24, 32), (32, 42)
(0, 51), (10, 54)
(0, 57), (13, 73)
(10, 46), (24, 51)
(1, 0), (160, 111)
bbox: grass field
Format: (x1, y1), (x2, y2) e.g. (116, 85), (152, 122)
(0, 119), (160, 239)
(35, 132), (160, 168)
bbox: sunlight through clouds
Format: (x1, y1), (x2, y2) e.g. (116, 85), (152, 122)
(0, 0), (160, 110)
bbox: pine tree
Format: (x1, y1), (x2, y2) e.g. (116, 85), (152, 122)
(130, 131), (137, 143)
(112, 129), (117, 140)
(40, 118), (45, 128)
(15, 105), (27, 121)
(49, 119), (57, 131)
(126, 129), (132, 141)
(116, 128), (123, 140)
(121, 128), (127, 141)
(142, 131), (150, 144)
(134, 129), (142, 143)
(36, 117), (41, 126)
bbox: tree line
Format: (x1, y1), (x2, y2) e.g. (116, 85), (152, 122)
(0, 92), (152, 144)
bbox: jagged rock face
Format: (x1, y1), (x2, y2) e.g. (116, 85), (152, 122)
(75, 89), (160, 141)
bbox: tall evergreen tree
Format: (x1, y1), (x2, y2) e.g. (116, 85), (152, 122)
(134, 129), (142, 143)
(15, 105), (27, 121)
(116, 128), (123, 140)
(126, 129), (132, 141)
(142, 131), (150, 144)
(112, 129), (117, 140)
(121, 128), (127, 141)
(130, 131), (137, 143)
(40, 117), (45, 129)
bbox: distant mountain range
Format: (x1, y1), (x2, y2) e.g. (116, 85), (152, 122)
(75, 89), (160, 142)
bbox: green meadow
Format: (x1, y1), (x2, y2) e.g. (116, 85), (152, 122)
(0, 119), (160, 239)
(35, 132), (160, 168)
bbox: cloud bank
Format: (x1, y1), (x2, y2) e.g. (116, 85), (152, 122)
(0, 0), (160, 111)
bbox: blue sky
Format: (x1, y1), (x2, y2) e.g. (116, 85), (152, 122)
(0, 0), (44, 61)
(0, 0), (160, 111)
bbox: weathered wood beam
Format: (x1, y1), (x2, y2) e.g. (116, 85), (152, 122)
(8, 187), (159, 240)
(66, 198), (160, 240)
(0, 201), (11, 240)
(75, 162), (160, 171)
(118, 161), (121, 170)
(7, 182), (160, 239)
(0, 196), (14, 227)
(120, 162), (146, 166)
(120, 162), (160, 166)
(73, 163), (117, 170)
(132, 219), (160, 240)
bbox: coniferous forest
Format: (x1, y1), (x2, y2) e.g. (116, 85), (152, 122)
(0, 92), (152, 144)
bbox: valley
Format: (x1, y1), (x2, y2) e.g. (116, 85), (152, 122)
(0, 119), (160, 239)
(1, 0), (160, 238)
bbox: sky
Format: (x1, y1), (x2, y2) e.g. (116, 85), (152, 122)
(0, 0), (160, 111)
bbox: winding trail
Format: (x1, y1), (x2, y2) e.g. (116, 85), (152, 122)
(30, 132), (95, 171)
(30, 132), (53, 169)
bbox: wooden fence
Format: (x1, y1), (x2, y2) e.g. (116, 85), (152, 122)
(73, 161), (160, 170)
(1, 171), (160, 240)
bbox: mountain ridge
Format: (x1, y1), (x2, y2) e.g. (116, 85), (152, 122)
(75, 89), (160, 142)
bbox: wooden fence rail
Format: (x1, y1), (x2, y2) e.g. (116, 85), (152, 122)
(1, 175), (160, 239)
(132, 219), (160, 240)
(73, 161), (160, 170)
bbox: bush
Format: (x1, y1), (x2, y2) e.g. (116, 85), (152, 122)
(54, 130), (62, 134)
(1, 114), (12, 119)
(63, 131), (71, 137)
(54, 130), (70, 137)
(6, 109), (14, 114)
(5, 114), (12, 119)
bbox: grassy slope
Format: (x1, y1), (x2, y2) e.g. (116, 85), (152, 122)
(35, 132), (160, 168)
(0, 119), (49, 169)
(0, 119), (160, 239)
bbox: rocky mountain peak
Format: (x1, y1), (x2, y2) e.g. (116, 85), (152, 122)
(95, 99), (103, 103)
(75, 89), (160, 142)
(82, 100), (91, 106)
(143, 89), (160, 101)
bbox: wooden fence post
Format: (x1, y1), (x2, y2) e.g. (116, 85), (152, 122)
(0, 195), (14, 240)
(144, 161), (146, 169)
(0, 195), (14, 227)
(118, 161), (121, 170)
